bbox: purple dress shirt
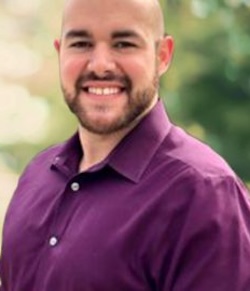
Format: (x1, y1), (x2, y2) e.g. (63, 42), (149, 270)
(1, 101), (250, 290)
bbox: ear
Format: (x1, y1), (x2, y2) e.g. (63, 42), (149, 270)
(157, 35), (174, 76)
(54, 39), (61, 53)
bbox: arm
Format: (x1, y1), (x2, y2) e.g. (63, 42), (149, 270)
(160, 175), (250, 290)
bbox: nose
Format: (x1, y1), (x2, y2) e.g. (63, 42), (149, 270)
(86, 44), (116, 77)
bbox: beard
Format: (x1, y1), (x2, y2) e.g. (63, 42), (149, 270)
(62, 71), (159, 135)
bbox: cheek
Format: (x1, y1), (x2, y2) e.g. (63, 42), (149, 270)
(121, 57), (156, 86)
(60, 56), (85, 83)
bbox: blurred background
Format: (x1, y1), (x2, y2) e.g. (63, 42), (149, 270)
(0, 0), (250, 240)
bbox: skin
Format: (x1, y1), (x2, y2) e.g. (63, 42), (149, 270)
(55, 0), (174, 170)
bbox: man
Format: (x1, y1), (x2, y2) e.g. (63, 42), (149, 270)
(1, 0), (250, 290)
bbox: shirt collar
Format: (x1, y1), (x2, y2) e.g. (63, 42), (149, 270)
(108, 100), (172, 183)
(51, 133), (83, 177)
(52, 100), (172, 182)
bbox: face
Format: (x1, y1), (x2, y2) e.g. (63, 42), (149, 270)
(56, 0), (173, 135)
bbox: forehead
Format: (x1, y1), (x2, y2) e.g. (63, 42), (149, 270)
(62, 0), (155, 38)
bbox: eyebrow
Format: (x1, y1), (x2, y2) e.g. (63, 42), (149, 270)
(111, 30), (142, 40)
(64, 30), (92, 40)
(64, 29), (142, 41)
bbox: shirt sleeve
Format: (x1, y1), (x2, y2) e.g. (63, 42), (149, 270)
(159, 175), (250, 291)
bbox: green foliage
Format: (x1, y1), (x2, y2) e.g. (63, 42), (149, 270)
(161, 0), (250, 181)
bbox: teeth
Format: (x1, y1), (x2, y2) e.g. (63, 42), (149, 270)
(88, 87), (120, 95)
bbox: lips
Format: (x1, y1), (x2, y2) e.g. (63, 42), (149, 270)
(81, 81), (126, 97)
(76, 73), (131, 97)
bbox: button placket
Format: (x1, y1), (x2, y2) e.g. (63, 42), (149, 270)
(47, 180), (81, 249)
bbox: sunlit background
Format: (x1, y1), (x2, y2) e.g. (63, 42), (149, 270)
(0, 0), (250, 242)
(0, 0), (76, 238)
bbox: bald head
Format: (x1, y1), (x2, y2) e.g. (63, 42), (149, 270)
(61, 0), (165, 40)
(139, 0), (165, 39)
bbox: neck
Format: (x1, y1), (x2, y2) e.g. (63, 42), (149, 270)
(78, 126), (133, 172)
(77, 98), (158, 172)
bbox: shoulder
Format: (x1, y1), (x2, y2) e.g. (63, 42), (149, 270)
(151, 127), (250, 241)
(155, 125), (236, 180)
(23, 142), (65, 173)
(148, 124), (250, 204)
(15, 140), (69, 188)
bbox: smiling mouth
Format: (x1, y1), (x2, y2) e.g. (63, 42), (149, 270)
(82, 87), (125, 96)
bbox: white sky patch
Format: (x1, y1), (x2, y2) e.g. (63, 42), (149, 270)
(0, 40), (42, 78)
(0, 15), (23, 40)
(224, 0), (250, 7)
(0, 162), (18, 238)
(191, 0), (210, 18)
(3, 0), (42, 16)
(191, 0), (219, 18)
(0, 82), (50, 145)
(242, 0), (250, 6)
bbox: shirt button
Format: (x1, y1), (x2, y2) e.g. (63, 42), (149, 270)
(49, 236), (58, 247)
(71, 182), (80, 192)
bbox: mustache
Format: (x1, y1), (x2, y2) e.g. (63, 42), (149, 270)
(75, 72), (132, 92)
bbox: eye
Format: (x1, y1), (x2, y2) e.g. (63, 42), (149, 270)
(114, 41), (137, 49)
(69, 41), (93, 49)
